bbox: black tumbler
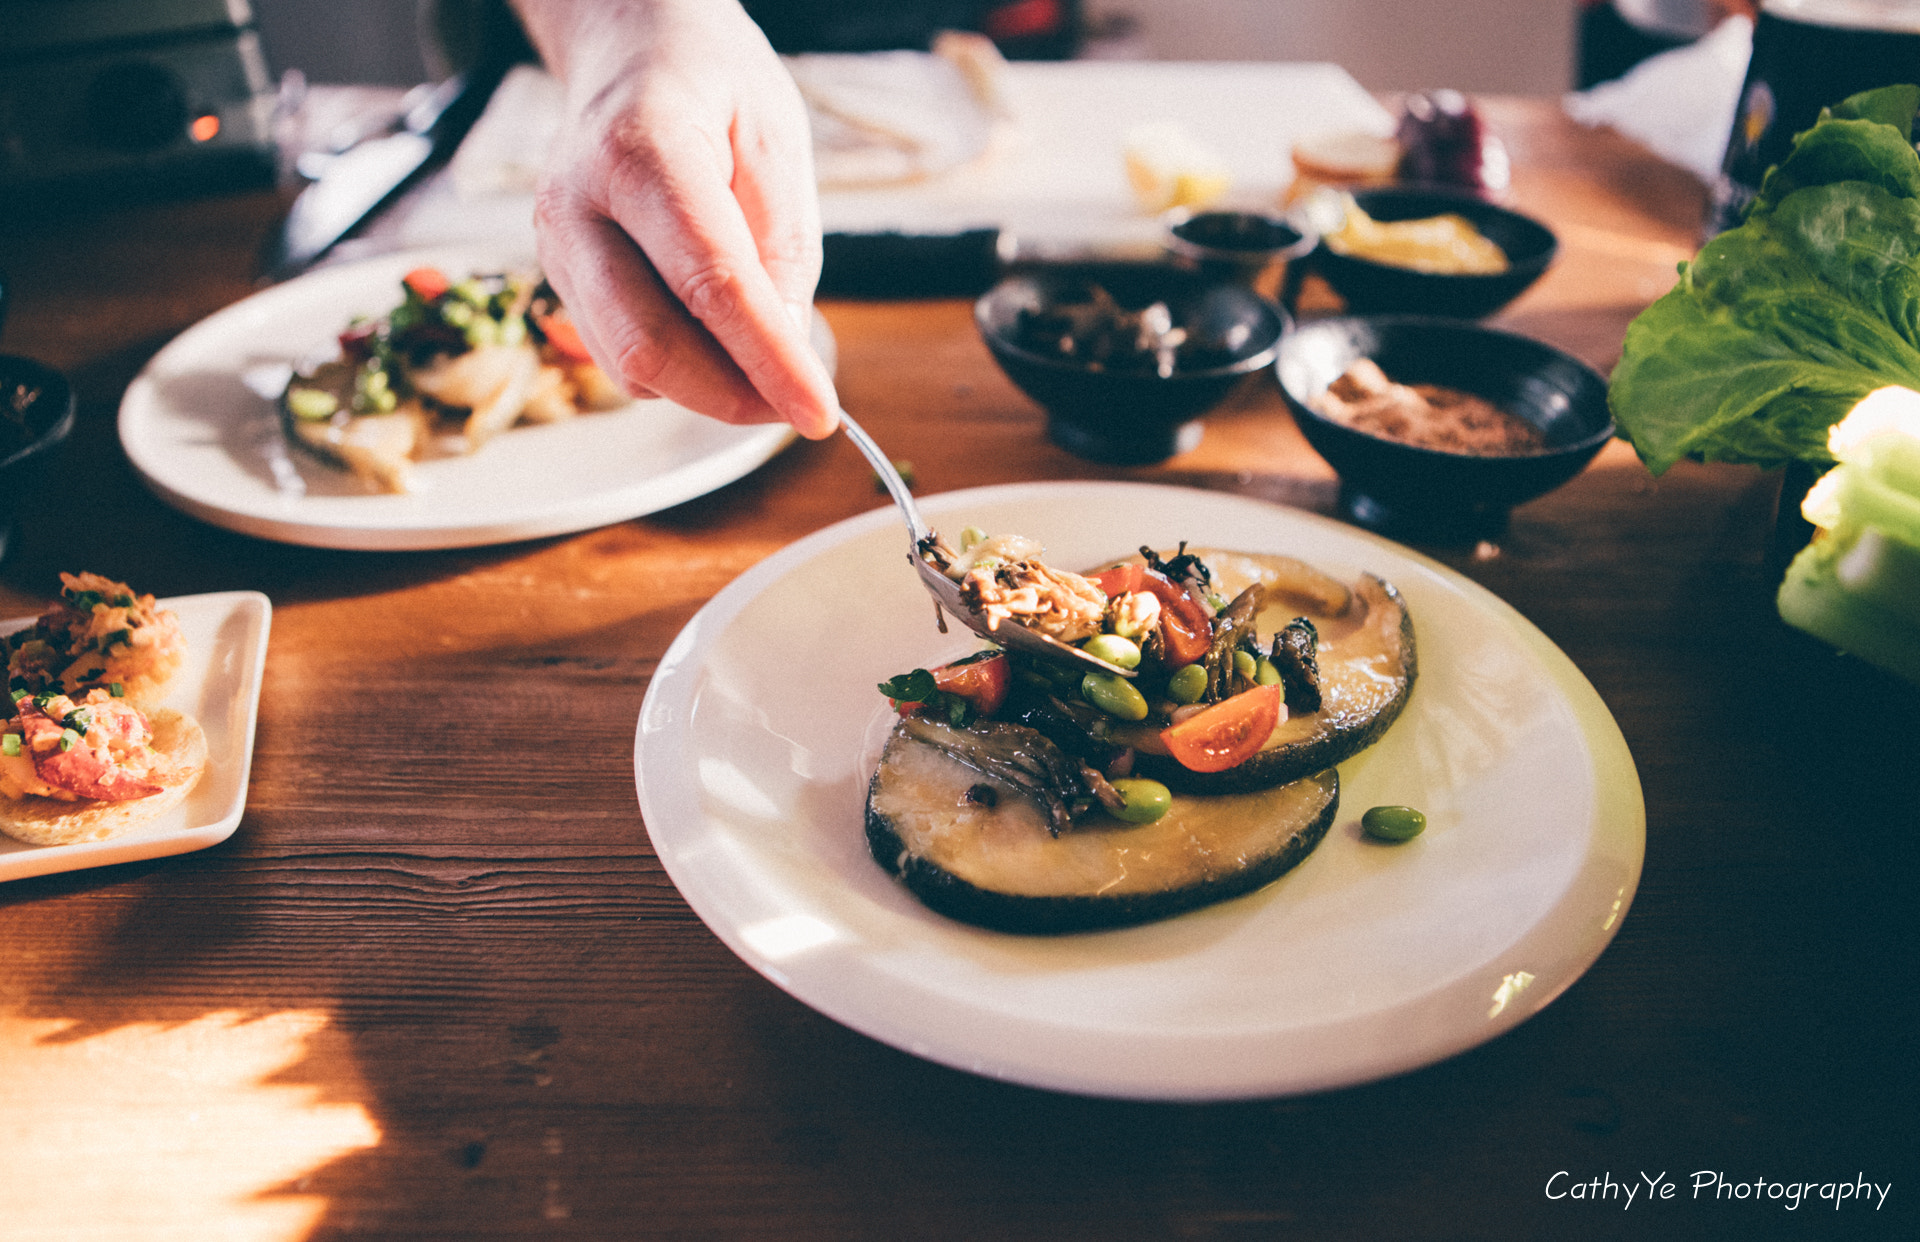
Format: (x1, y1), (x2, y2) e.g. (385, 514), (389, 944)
(1711, 0), (1920, 233)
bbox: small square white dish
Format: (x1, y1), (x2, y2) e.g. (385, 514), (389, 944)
(0, 590), (271, 883)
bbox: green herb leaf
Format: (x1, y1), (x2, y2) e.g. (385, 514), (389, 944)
(877, 667), (975, 727)
(878, 668), (938, 703)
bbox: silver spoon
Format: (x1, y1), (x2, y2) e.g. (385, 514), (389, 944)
(838, 411), (1135, 679)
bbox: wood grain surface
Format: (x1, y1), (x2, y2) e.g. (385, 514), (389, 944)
(0, 99), (1914, 1241)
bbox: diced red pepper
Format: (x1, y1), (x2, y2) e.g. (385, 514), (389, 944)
(402, 266), (451, 302)
(538, 310), (594, 364)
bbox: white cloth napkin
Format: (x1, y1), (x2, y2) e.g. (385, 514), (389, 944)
(1563, 15), (1753, 184)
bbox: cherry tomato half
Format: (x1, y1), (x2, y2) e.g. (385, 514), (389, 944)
(1159, 683), (1283, 772)
(897, 652), (1009, 719)
(1092, 563), (1144, 597)
(1093, 563), (1214, 666)
(1147, 572), (1215, 667)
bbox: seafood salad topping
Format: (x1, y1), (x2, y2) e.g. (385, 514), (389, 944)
(1, 690), (163, 803)
(6, 572), (185, 704)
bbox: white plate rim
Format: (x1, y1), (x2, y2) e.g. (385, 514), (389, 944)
(117, 245), (799, 551)
(635, 481), (1645, 1099)
(0, 590), (271, 883)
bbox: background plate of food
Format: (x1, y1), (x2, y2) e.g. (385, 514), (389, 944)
(0, 586), (270, 883)
(635, 481), (1643, 1100)
(118, 246), (807, 551)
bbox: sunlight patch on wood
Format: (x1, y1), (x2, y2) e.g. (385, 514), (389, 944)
(0, 1009), (381, 1241)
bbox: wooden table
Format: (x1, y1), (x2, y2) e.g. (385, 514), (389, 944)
(1, 99), (1914, 1240)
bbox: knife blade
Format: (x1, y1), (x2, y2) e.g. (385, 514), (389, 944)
(262, 60), (513, 282)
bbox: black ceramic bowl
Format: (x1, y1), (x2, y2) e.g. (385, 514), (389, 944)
(1306, 187), (1556, 319)
(976, 263), (1287, 465)
(1275, 316), (1613, 538)
(1163, 209), (1315, 285)
(0, 355), (77, 562)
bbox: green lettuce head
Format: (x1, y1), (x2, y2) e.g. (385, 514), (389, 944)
(1609, 85), (1920, 476)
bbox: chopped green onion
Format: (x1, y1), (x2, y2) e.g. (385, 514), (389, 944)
(10, 689), (26, 703)
(109, 682), (124, 697)
(0, 733), (17, 756)
(58, 728), (79, 752)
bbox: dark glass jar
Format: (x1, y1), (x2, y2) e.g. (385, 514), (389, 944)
(1710, 0), (1920, 234)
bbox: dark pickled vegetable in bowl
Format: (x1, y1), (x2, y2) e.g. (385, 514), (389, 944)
(1011, 283), (1254, 378)
(977, 264), (1287, 465)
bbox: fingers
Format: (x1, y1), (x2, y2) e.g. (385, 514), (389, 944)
(598, 113), (839, 439)
(535, 194), (774, 424)
(728, 86), (825, 319)
(519, 0), (841, 442)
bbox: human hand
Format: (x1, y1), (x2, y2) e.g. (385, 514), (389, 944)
(512, 0), (840, 438)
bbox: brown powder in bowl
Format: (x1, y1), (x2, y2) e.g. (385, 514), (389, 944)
(1310, 358), (1546, 455)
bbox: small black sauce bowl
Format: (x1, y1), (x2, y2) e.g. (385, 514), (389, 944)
(1163, 209), (1315, 285)
(0, 355), (77, 562)
(1305, 187), (1556, 319)
(1275, 316), (1613, 540)
(975, 263), (1288, 466)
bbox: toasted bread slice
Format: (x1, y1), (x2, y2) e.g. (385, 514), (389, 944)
(0, 709), (208, 847)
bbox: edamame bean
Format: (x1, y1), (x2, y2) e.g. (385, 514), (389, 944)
(1255, 657), (1283, 686)
(1082, 672), (1148, 721)
(1082, 634), (1142, 669)
(1109, 778), (1172, 823)
(1362, 805), (1426, 842)
(1233, 650), (1258, 681)
(1166, 663), (1208, 704)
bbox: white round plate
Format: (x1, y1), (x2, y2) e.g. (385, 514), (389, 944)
(119, 245), (799, 550)
(635, 482), (1643, 1100)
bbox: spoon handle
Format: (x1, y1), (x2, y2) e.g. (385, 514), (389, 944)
(839, 410), (930, 544)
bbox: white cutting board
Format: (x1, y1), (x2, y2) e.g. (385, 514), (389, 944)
(817, 60), (1394, 244)
(382, 61), (1392, 253)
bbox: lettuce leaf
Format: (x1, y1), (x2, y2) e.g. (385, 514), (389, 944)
(1609, 85), (1920, 475)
